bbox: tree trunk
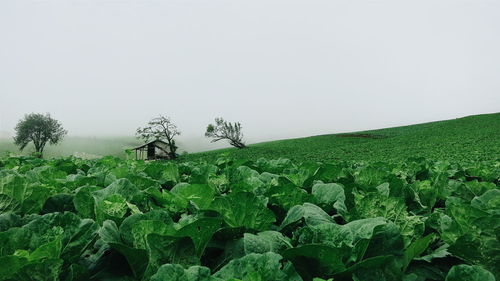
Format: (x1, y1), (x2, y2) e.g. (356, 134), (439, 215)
(32, 141), (44, 157)
(37, 145), (45, 158)
(169, 149), (177, 159)
(166, 140), (177, 159)
(230, 140), (246, 149)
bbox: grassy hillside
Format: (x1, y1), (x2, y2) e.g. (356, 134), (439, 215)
(182, 113), (500, 163)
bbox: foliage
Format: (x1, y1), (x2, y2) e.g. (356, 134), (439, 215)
(13, 113), (67, 157)
(205, 118), (246, 149)
(137, 115), (180, 159)
(0, 155), (498, 281)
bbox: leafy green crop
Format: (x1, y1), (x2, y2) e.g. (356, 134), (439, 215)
(0, 155), (498, 280)
(182, 113), (500, 163)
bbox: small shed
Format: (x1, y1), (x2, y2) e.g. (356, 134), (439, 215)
(133, 140), (171, 160)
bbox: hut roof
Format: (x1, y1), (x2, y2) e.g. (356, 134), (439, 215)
(132, 139), (169, 150)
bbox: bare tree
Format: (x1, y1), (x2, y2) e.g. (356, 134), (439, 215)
(136, 115), (180, 159)
(205, 117), (246, 148)
(14, 113), (67, 158)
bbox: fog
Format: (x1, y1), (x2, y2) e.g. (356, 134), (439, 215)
(1, 0), (499, 152)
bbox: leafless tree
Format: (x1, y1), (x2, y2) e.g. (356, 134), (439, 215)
(136, 115), (180, 159)
(205, 117), (246, 149)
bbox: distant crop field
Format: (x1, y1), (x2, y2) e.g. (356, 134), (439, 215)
(182, 113), (500, 163)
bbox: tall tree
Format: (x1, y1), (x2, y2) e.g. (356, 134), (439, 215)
(136, 115), (180, 159)
(205, 117), (246, 148)
(14, 113), (67, 157)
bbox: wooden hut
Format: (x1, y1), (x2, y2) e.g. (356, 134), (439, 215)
(133, 140), (171, 160)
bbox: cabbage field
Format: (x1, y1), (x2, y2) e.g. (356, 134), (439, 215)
(0, 155), (498, 281)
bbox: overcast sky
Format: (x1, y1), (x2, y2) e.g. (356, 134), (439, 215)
(1, 0), (499, 146)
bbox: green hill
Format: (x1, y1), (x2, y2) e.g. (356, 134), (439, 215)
(182, 113), (500, 163)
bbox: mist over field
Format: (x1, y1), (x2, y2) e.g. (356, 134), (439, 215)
(1, 2), (500, 280)
(1, 0), (499, 155)
(0, 135), (227, 157)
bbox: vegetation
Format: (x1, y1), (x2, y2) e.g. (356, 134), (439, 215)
(13, 113), (67, 158)
(3, 113), (497, 162)
(0, 136), (138, 159)
(137, 116), (180, 159)
(0, 113), (498, 280)
(0, 155), (498, 281)
(205, 117), (246, 149)
(187, 113), (500, 163)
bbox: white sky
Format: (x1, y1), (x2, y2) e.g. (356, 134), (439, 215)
(1, 0), (499, 145)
